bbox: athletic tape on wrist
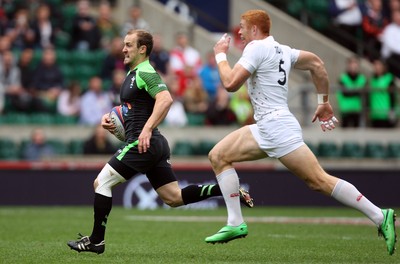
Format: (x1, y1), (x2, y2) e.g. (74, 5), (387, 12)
(317, 94), (328, 104)
(215, 53), (227, 64)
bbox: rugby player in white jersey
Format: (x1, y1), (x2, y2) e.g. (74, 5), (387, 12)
(204, 9), (396, 255)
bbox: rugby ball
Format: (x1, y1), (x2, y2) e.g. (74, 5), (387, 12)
(109, 105), (125, 141)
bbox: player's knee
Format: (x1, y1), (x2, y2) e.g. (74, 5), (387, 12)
(93, 178), (99, 191)
(208, 147), (225, 168)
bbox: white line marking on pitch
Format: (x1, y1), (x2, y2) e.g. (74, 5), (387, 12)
(125, 215), (380, 226)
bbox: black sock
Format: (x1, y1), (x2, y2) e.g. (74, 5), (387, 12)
(181, 184), (222, 205)
(90, 193), (112, 244)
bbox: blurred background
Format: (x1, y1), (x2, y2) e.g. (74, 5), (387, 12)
(0, 0), (399, 207)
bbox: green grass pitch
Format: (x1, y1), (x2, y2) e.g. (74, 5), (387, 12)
(0, 206), (398, 264)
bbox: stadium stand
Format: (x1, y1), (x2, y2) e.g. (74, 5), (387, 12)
(0, 0), (398, 165)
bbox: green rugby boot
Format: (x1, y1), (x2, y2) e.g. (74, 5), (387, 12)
(205, 223), (248, 244)
(378, 209), (397, 255)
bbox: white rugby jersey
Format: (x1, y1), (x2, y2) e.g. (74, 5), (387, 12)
(237, 36), (300, 121)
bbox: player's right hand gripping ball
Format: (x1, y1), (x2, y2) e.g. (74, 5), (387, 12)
(109, 105), (126, 141)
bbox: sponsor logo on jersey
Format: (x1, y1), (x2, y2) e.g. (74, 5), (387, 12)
(129, 76), (135, 89)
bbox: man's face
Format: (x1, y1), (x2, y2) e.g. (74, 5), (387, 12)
(238, 19), (251, 47)
(122, 33), (142, 67)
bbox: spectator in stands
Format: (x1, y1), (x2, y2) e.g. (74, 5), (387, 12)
(107, 69), (125, 106)
(368, 59), (397, 128)
(170, 32), (202, 97)
(83, 124), (117, 155)
(380, 9), (400, 78)
(0, 7), (8, 36)
(336, 56), (367, 127)
(231, 26), (245, 50)
(22, 128), (55, 161)
(100, 36), (126, 81)
(14, 48), (34, 112)
(0, 50), (26, 113)
(383, 0), (400, 16)
(360, 0), (389, 59)
(206, 86), (237, 126)
(31, 3), (56, 49)
(5, 8), (35, 50)
(149, 33), (170, 79)
(229, 85), (254, 126)
(17, 48), (33, 91)
(96, 1), (120, 49)
(0, 35), (12, 59)
(199, 51), (221, 100)
(328, 0), (363, 52)
(164, 74), (187, 127)
(31, 47), (64, 112)
(70, 0), (101, 51)
(183, 76), (208, 115)
(120, 4), (151, 37)
(79, 76), (112, 125)
(57, 81), (81, 118)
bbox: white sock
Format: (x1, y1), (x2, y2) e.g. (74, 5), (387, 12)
(216, 168), (244, 226)
(331, 179), (383, 226)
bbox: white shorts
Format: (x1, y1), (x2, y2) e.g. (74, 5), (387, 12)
(249, 109), (305, 158)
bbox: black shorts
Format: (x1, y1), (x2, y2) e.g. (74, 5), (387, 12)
(108, 134), (177, 190)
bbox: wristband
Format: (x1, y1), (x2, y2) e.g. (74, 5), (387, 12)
(215, 53), (227, 64)
(317, 94), (328, 104)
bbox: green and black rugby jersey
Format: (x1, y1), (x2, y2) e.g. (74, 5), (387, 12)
(120, 60), (168, 140)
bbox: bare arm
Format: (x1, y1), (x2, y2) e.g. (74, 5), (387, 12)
(294, 50), (338, 131)
(294, 50), (330, 96)
(138, 90), (173, 153)
(214, 34), (251, 92)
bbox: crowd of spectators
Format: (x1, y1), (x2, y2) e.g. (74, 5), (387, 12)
(0, 0), (253, 129)
(2, 0), (397, 132)
(270, 0), (400, 128)
(328, 0), (400, 128)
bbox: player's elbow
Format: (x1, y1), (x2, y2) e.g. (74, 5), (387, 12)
(222, 82), (241, 93)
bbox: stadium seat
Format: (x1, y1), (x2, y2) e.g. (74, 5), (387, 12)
(317, 142), (340, 158)
(59, 64), (75, 81)
(71, 51), (98, 67)
(0, 139), (19, 160)
(387, 142), (400, 158)
(56, 49), (71, 65)
(69, 139), (84, 155)
(286, 0), (304, 19)
(31, 50), (43, 68)
(54, 115), (78, 125)
(48, 139), (68, 155)
(186, 113), (206, 126)
(304, 0), (330, 30)
(61, 4), (77, 33)
(29, 113), (55, 125)
(341, 141), (364, 158)
(193, 140), (216, 156)
(172, 141), (194, 156)
(4, 113), (30, 124)
(73, 65), (98, 82)
(305, 141), (318, 156)
(364, 142), (387, 159)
